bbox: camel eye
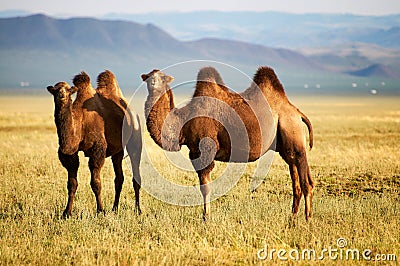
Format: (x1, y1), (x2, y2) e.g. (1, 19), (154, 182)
(152, 77), (161, 86)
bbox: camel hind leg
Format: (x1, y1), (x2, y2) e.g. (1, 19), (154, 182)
(280, 148), (313, 220)
(295, 151), (314, 220)
(277, 114), (314, 220)
(278, 151), (302, 219)
(127, 134), (142, 215)
(289, 164), (302, 217)
(111, 151), (124, 212)
(88, 143), (106, 215)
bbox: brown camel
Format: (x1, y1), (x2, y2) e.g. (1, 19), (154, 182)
(142, 66), (314, 220)
(47, 70), (142, 218)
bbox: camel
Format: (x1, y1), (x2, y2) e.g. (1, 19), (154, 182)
(142, 66), (314, 220)
(47, 70), (142, 218)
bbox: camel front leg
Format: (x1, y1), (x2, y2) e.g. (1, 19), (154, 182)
(195, 162), (214, 221)
(58, 151), (79, 219)
(198, 166), (213, 220)
(190, 137), (217, 220)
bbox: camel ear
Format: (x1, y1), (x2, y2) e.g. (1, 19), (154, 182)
(69, 86), (78, 94)
(141, 74), (149, 81)
(166, 75), (174, 83)
(69, 86), (78, 95)
(47, 86), (56, 95)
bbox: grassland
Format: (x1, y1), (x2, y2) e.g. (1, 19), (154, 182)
(0, 93), (399, 265)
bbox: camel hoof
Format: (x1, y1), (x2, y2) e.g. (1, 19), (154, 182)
(96, 209), (106, 217)
(288, 214), (298, 228)
(61, 210), (71, 219)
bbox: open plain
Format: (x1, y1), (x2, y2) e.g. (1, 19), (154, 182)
(0, 93), (399, 265)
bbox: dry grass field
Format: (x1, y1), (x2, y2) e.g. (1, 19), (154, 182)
(0, 93), (399, 265)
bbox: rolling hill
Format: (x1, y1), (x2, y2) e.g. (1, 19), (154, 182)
(346, 64), (399, 79)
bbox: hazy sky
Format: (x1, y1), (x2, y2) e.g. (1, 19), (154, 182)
(1, 0), (400, 17)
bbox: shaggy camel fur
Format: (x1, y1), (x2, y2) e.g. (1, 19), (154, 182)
(142, 66), (314, 220)
(47, 70), (142, 218)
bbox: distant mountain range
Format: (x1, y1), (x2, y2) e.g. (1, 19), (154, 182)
(103, 11), (400, 49)
(0, 13), (399, 93)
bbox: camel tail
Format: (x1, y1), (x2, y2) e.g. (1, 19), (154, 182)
(300, 111), (313, 150)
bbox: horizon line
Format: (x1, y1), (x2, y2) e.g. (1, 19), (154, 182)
(1, 9), (400, 19)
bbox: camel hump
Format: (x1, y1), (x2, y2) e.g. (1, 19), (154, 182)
(253, 66), (285, 94)
(197, 66), (225, 86)
(96, 70), (122, 98)
(72, 71), (91, 88)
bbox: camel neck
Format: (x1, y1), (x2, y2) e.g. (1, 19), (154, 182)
(145, 89), (180, 150)
(54, 102), (79, 154)
(145, 89), (175, 119)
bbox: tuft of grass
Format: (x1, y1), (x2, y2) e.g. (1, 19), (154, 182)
(0, 95), (399, 265)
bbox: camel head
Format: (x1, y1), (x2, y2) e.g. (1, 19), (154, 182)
(141, 69), (174, 96)
(47, 82), (78, 106)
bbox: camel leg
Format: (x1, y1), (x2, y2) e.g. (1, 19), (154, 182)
(198, 166), (213, 220)
(189, 141), (216, 221)
(130, 153), (142, 215)
(58, 151), (79, 218)
(295, 152), (314, 221)
(192, 160), (214, 221)
(88, 145), (106, 215)
(131, 170), (141, 215)
(306, 162), (314, 217)
(111, 151), (124, 212)
(289, 164), (302, 217)
(127, 137), (142, 215)
(277, 116), (314, 221)
(279, 151), (302, 220)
